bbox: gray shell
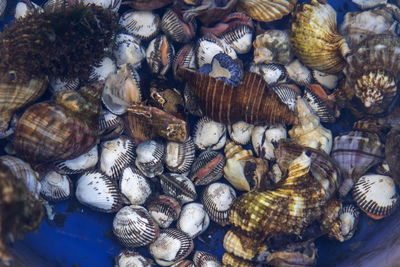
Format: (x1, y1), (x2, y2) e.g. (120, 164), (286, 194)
(135, 140), (165, 178)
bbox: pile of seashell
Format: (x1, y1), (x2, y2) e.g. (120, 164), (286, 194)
(1, 0), (400, 266)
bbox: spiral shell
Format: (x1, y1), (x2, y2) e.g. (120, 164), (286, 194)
(236, 0), (297, 22)
(223, 229), (268, 261)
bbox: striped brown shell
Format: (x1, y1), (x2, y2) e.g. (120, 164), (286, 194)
(236, 0), (297, 23)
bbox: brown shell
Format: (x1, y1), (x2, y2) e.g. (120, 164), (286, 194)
(177, 68), (297, 125)
(223, 229), (268, 261)
(237, 0), (297, 23)
(222, 252), (255, 267)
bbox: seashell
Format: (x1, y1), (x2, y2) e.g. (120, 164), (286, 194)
(165, 138), (195, 174)
(115, 249), (153, 267)
(352, 0), (387, 9)
(201, 182), (236, 226)
(249, 63), (287, 86)
(89, 57), (117, 82)
(149, 228), (194, 266)
(290, 0), (350, 73)
(100, 135), (136, 179)
(227, 121), (254, 145)
(312, 70), (341, 91)
(119, 11), (160, 40)
(173, 43), (197, 80)
(113, 34), (146, 68)
(40, 171), (72, 202)
(83, 0), (121, 12)
(195, 35), (237, 68)
(343, 34), (400, 114)
(251, 124), (288, 161)
(49, 76), (80, 95)
(0, 73), (48, 133)
(198, 53), (243, 87)
(102, 64), (141, 115)
(223, 229), (268, 261)
(159, 173), (197, 204)
(352, 174), (399, 220)
(125, 104), (189, 143)
(236, 0), (297, 22)
(270, 84), (300, 111)
(223, 141), (268, 191)
(319, 198), (343, 242)
(189, 150), (225, 186)
(222, 252), (254, 267)
(147, 195), (181, 228)
(331, 131), (385, 196)
(265, 242), (317, 267)
(14, 82), (103, 167)
(0, 155), (41, 199)
(125, 0), (173, 11)
(98, 110), (125, 141)
(135, 140), (164, 178)
(177, 202), (210, 238)
(161, 8), (196, 43)
(339, 204), (359, 241)
(55, 145), (98, 175)
(253, 30), (294, 65)
(76, 170), (123, 213)
(120, 166), (152, 205)
(284, 59), (312, 86)
(269, 162), (284, 184)
(193, 117), (226, 151)
(303, 84), (336, 123)
(146, 35), (175, 76)
(289, 97), (333, 154)
(113, 205), (159, 247)
(193, 251), (221, 267)
(42, 0), (70, 12)
(170, 259), (195, 267)
(386, 127), (400, 186)
(178, 68), (297, 125)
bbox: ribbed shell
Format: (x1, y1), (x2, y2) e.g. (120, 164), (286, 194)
(303, 85), (336, 123)
(189, 151), (225, 186)
(201, 182), (236, 226)
(115, 249), (153, 267)
(173, 44), (197, 80)
(236, 0), (297, 22)
(195, 35), (237, 68)
(227, 121), (254, 145)
(177, 203), (209, 238)
(40, 171), (72, 202)
(223, 229), (268, 261)
(161, 8), (196, 43)
(119, 11), (160, 40)
(249, 63), (288, 86)
(100, 135), (136, 179)
(99, 111), (125, 141)
(193, 117), (226, 151)
(193, 251), (222, 267)
(165, 138), (195, 173)
(147, 195), (181, 228)
(113, 34), (145, 68)
(222, 252), (254, 267)
(290, 0), (350, 73)
(339, 204), (359, 241)
(120, 166), (152, 206)
(159, 173), (197, 204)
(113, 205), (159, 247)
(146, 35), (175, 76)
(149, 228), (194, 266)
(135, 140), (165, 178)
(221, 24), (253, 54)
(76, 170), (123, 213)
(270, 85), (299, 111)
(55, 145), (98, 175)
(178, 68), (297, 125)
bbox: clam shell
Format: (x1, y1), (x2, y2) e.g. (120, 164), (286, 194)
(352, 0), (387, 9)
(120, 166), (152, 206)
(147, 195), (181, 228)
(303, 85), (336, 123)
(253, 30), (294, 65)
(119, 11), (160, 40)
(165, 138), (195, 174)
(82, 0), (121, 11)
(223, 229), (268, 261)
(270, 85), (300, 111)
(177, 202), (210, 238)
(249, 63), (287, 86)
(201, 182), (236, 226)
(251, 124), (287, 160)
(352, 174), (399, 220)
(113, 34), (146, 68)
(195, 35), (237, 68)
(113, 205), (159, 247)
(135, 140), (165, 178)
(173, 43), (197, 80)
(339, 204), (359, 241)
(284, 59), (312, 86)
(100, 135), (136, 179)
(189, 150), (225, 186)
(193, 251), (221, 267)
(76, 170), (123, 213)
(159, 173), (197, 204)
(40, 171), (72, 202)
(312, 70), (340, 90)
(193, 117), (226, 151)
(99, 110), (125, 141)
(227, 121), (254, 145)
(161, 8), (196, 43)
(221, 24), (253, 54)
(146, 35), (175, 76)
(49, 76), (80, 95)
(236, 0), (297, 22)
(115, 249), (153, 267)
(55, 145), (98, 174)
(149, 228), (194, 266)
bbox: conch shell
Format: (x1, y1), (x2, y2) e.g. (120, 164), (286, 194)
(290, 0), (350, 73)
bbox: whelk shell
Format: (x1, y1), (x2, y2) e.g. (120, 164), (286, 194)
(223, 229), (268, 261)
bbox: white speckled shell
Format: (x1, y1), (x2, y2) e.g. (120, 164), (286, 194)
(251, 124), (287, 160)
(114, 34), (146, 68)
(147, 195), (181, 229)
(120, 166), (152, 205)
(227, 121), (254, 145)
(285, 59), (312, 86)
(40, 171), (72, 202)
(193, 251), (222, 267)
(55, 145), (98, 174)
(135, 140), (165, 178)
(177, 202), (210, 238)
(339, 204), (359, 241)
(160, 173), (197, 204)
(196, 35), (237, 68)
(193, 117), (226, 151)
(119, 11), (160, 40)
(165, 138), (195, 174)
(115, 249), (153, 267)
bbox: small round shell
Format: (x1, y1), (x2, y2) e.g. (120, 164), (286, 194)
(270, 84), (300, 111)
(189, 151), (225, 186)
(193, 117), (226, 151)
(159, 173), (197, 204)
(115, 249), (153, 267)
(147, 195), (181, 228)
(113, 34), (146, 68)
(76, 171), (123, 213)
(201, 182), (236, 226)
(146, 35), (175, 76)
(285, 59), (312, 86)
(100, 135), (136, 180)
(113, 205), (159, 247)
(195, 35), (237, 68)
(165, 138), (195, 174)
(193, 251), (222, 267)
(339, 204), (359, 241)
(161, 8), (196, 43)
(99, 110), (125, 141)
(177, 202), (210, 238)
(119, 11), (160, 40)
(89, 57), (117, 82)
(227, 121), (254, 145)
(40, 171), (72, 202)
(120, 166), (152, 205)
(55, 145), (99, 175)
(221, 24), (253, 54)
(149, 228), (194, 266)
(249, 63), (287, 85)
(251, 124), (287, 160)
(135, 140), (165, 178)
(352, 174), (399, 220)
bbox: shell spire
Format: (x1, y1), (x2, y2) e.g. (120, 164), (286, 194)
(177, 67), (297, 125)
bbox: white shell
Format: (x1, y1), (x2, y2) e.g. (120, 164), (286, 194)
(135, 140), (165, 178)
(193, 117), (226, 151)
(196, 36), (237, 68)
(312, 70), (341, 91)
(15, 1), (42, 19)
(285, 59), (312, 86)
(120, 166), (152, 205)
(253, 30), (294, 65)
(147, 195), (181, 228)
(83, 0), (121, 12)
(165, 138), (196, 174)
(119, 11), (160, 40)
(339, 204), (359, 241)
(55, 145), (98, 174)
(193, 251), (222, 267)
(249, 63), (287, 85)
(115, 250), (152, 267)
(221, 25), (253, 54)
(99, 110), (125, 141)
(177, 202), (210, 238)
(100, 135), (136, 179)
(227, 121), (254, 145)
(76, 171), (122, 212)
(251, 124), (287, 160)
(90, 57), (117, 81)
(160, 173), (197, 204)
(40, 171), (72, 202)
(351, 0), (387, 9)
(114, 34), (146, 68)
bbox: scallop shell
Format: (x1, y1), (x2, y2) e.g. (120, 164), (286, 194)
(135, 140), (165, 178)
(120, 166), (152, 205)
(119, 11), (160, 40)
(113, 34), (146, 68)
(147, 195), (181, 228)
(165, 138), (195, 174)
(290, 0), (350, 73)
(115, 249), (153, 267)
(201, 182), (236, 226)
(161, 8), (196, 43)
(177, 202), (210, 238)
(249, 63), (288, 86)
(352, 174), (399, 220)
(55, 145), (98, 175)
(227, 121), (254, 145)
(146, 35), (175, 76)
(193, 251), (221, 267)
(251, 124), (287, 160)
(76, 170), (123, 213)
(40, 171), (72, 202)
(236, 0), (297, 22)
(189, 150), (225, 186)
(253, 30), (294, 65)
(195, 35), (237, 68)
(339, 204), (359, 241)
(159, 173), (197, 204)
(223, 229), (268, 261)
(100, 135), (136, 179)
(99, 110), (125, 141)
(113, 205), (159, 247)
(149, 228), (194, 266)
(193, 117), (226, 151)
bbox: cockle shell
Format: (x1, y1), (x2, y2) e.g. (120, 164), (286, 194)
(236, 0), (297, 22)
(173, 43), (197, 80)
(40, 171), (72, 202)
(303, 84), (336, 123)
(251, 124), (287, 160)
(134, 140), (164, 178)
(113, 205), (159, 247)
(120, 166), (152, 205)
(147, 195), (181, 228)
(159, 173), (197, 204)
(284, 59), (312, 86)
(253, 30), (294, 65)
(193, 251), (221, 267)
(49, 76), (80, 95)
(177, 68), (298, 125)
(89, 57), (117, 82)
(289, 97), (332, 154)
(98, 110), (125, 141)
(290, 0), (350, 73)
(115, 249), (153, 267)
(339, 204), (359, 241)
(386, 127), (400, 187)
(177, 202), (209, 238)
(146, 35), (175, 76)
(55, 145), (98, 174)
(161, 7), (196, 43)
(189, 150), (225, 186)
(0, 73), (48, 133)
(113, 34), (146, 68)
(195, 35), (237, 68)
(170, 260), (195, 267)
(227, 121), (254, 145)
(83, 0), (121, 12)
(119, 11), (160, 40)
(165, 138), (195, 173)
(193, 116), (226, 151)
(249, 63), (288, 86)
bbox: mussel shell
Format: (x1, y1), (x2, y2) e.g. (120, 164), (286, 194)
(189, 150), (225, 186)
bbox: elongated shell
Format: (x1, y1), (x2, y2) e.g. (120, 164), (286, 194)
(236, 0), (297, 22)
(290, 0), (350, 73)
(177, 68), (297, 125)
